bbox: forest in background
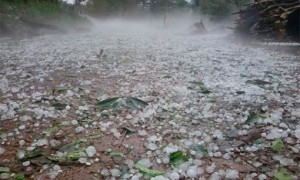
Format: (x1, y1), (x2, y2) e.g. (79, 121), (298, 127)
(0, 0), (253, 36)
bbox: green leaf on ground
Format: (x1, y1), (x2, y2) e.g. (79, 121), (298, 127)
(253, 139), (263, 144)
(96, 97), (119, 109)
(188, 81), (212, 94)
(246, 79), (272, 86)
(21, 150), (43, 161)
(51, 103), (67, 110)
(163, 75), (172, 78)
(109, 152), (123, 157)
(124, 97), (148, 109)
(135, 163), (164, 177)
(88, 134), (103, 139)
(271, 139), (284, 151)
(59, 143), (78, 153)
(44, 126), (59, 135)
(0, 167), (10, 173)
(261, 166), (272, 173)
(96, 97), (148, 110)
(189, 81), (204, 86)
(274, 169), (292, 180)
(122, 127), (136, 134)
(198, 87), (212, 94)
(245, 112), (260, 124)
(53, 87), (69, 95)
(15, 173), (25, 180)
(264, 71), (282, 77)
(191, 144), (208, 156)
(67, 150), (86, 161)
(236, 91), (245, 95)
(48, 149), (85, 162)
(169, 151), (189, 166)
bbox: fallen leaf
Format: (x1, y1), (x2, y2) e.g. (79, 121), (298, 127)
(274, 169), (292, 180)
(96, 97), (119, 109)
(0, 167), (10, 173)
(51, 103), (67, 110)
(21, 150), (43, 161)
(271, 139), (284, 151)
(169, 151), (189, 166)
(245, 112), (260, 124)
(135, 163), (164, 177)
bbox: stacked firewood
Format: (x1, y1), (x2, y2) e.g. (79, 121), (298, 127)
(234, 0), (300, 41)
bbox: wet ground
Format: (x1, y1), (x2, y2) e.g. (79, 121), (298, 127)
(0, 29), (299, 179)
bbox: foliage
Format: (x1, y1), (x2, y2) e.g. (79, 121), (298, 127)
(15, 173), (25, 180)
(0, 0), (86, 29)
(274, 169), (292, 180)
(96, 97), (148, 110)
(135, 163), (165, 177)
(271, 139), (284, 151)
(86, 0), (142, 16)
(169, 151), (189, 166)
(192, 0), (252, 21)
(86, 0), (189, 16)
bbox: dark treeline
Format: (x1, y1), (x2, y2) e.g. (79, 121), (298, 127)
(1, 0), (253, 20)
(83, 0), (252, 20)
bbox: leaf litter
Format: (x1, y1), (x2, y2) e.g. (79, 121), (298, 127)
(0, 30), (299, 179)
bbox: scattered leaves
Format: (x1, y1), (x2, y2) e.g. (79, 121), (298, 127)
(188, 81), (212, 94)
(264, 71), (281, 77)
(236, 90), (245, 95)
(122, 127), (135, 134)
(96, 97), (119, 110)
(274, 169), (292, 180)
(67, 150), (86, 161)
(191, 144), (208, 156)
(52, 87), (69, 95)
(245, 112), (260, 124)
(260, 166), (272, 173)
(15, 173), (25, 180)
(271, 139), (284, 151)
(88, 134), (103, 139)
(109, 152), (123, 157)
(96, 97), (148, 110)
(162, 75), (172, 78)
(169, 151), (189, 166)
(20, 150), (43, 161)
(246, 79), (272, 88)
(44, 126), (59, 136)
(48, 149), (85, 163)
(124, 97), (148, 109)
(135, 163), (164, 177)
(0, 167), (10, 173)
(51, 103), (67, 110)
(59, 143), (78, 153)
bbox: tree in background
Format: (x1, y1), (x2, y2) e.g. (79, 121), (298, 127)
(85, 0), (189, 17)
(192, 0), (252, 21)
(85, 0), (143, 16)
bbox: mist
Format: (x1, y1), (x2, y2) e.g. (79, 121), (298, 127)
(1, 0), (299, 179)
(78, 10), (234, 39)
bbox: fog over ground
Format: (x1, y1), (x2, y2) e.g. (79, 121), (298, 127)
(0, 7), (300, 180)
(85, 11), (233, 37)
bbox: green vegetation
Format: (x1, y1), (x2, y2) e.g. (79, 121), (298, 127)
(0, 0), (88, 36)
(192, 0), (252, 21)
(0, 0), (77, 19)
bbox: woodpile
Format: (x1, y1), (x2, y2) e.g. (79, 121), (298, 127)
(234, 0), (300, 41)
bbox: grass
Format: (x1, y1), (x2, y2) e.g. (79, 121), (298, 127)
(0, 0), (89, 35)
(1, 0), (78, 18)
